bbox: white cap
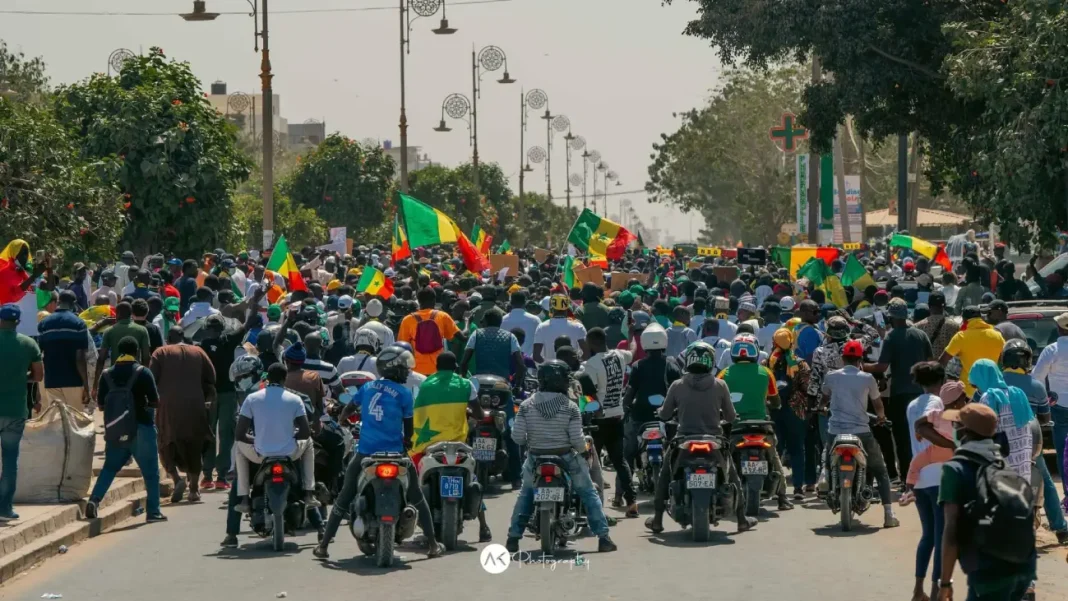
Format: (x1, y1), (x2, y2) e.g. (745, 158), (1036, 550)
(365, 298), (384, 318)
(469, 292), (483, 304)
(780, 296), (796, 311)
(337, 295), (354, 310)
(540, 296), (551, 312)
(384, 268), (395, 277)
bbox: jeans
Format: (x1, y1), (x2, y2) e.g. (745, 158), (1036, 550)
(90, 423), (162, 515)
(826, 431), (893, 505)
(914, 486), (943, 580)
(886, 394), (915, 480)
(226, 481), (242, 536)
(202, 391), (237, 481)
(0, 417), (26, 514)
(964, 574), (1032, 601)
(1052, 404), (1068, 497)
(623, 416), (641, 477)
(772, 407), (807, 490)
(507, 452), (610, 539)
(593, 417), (635, 505)
(1036, 455), (1068, 532)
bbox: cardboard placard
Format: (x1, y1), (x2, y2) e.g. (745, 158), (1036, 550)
(610, 271), (654, 291)
(533, 248), (551, 264)
(489, 254), (520, 275)
(346, 238), (354, 255)
(686, 261), (704, 271)
(714, 266), (739, 283)
(573, 266), (605, 289)
(736, 247), (767, 265)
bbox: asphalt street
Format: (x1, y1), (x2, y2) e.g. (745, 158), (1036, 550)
(4, 481), (1068, 601)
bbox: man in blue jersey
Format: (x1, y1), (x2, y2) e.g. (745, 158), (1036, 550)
(313, 344), (443, 559)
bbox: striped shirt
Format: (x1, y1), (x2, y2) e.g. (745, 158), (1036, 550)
(511, 392), (585, 454)
(304, 358), (340, 395)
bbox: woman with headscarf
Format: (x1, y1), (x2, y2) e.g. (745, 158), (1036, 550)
(767, 327), (812, 501)
(0, 239), (39, 305)
(969, 359), (1035, 480)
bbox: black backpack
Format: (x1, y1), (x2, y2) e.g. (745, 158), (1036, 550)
(102, 366), (142, 446)
(956, 447), (1035, 564)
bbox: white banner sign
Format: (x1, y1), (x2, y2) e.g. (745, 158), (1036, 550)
(795, 154), (809, 235)
(318, 227), (347, 255)
(831, 175), (862, 244)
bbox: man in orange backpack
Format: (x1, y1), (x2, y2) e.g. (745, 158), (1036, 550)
(398, 287), (462, 376)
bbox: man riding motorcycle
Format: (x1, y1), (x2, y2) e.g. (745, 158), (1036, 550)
(313, 345), (444, 559)
(646, 342), (757, 533)
(717, 333), (793, 511)
(505, 360), (618, 553)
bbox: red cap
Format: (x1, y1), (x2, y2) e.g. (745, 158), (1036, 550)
(842, 340), (865, 358)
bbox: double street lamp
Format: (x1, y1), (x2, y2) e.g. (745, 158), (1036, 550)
(434, 45), (514, 193)
(583, 150), (601, 211)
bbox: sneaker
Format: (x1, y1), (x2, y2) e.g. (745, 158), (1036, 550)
(644, 517), (664, 534)
(1055, 530), (1068, 546)
(214, 480), (231, 491)
(597, 536), (617, 552)
(777, 498), (794, 511)
(236, 498), (251, 514)
(312, 544), (329, 559)
(479, 524), (492, 542)
(738, 516), (757, 532)
(146, 512), (168, 523)
(792, 489), (804, 502)
(188, 491), (201, 503)
(170, 477), (187, 503)
(505, 537), (520, 553)
(200, 479), (215, 491)
(220, 534), (238, 548)
(85, 500), (98, 519)
(625, 504), (640, 518)
(303, 492), (321, 508)
(0, 511), (19, 522)
(883, 514), (901, 529)
(426, 541), (445, 558)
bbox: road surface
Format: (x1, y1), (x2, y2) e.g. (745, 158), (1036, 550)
(4, 485), (1067, 601)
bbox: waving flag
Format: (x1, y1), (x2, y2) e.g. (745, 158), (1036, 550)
(265, 235), (308, 293)
(398, 193), (489, 272)
(356, 266), (394, 299)
(471, 222), (492, 255)
(567, 209), (635, 260)
(889, 234), (938, 260)
(562, 256), (576, 289)
(771, 246), (840, 277)
(498, 240), (512, 254)
(840, 254), (876, 291)
(392, 214), (411, 264)
(0, 239), (30, 304)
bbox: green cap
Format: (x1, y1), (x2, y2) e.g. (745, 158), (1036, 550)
(645, 287), (658, 296)
(267, 304), (282, 320)
(669, 297), (681, 308)
(618, 291), (635, 308)
(163, 296), (180, 312)
(629, 284), (645, 296)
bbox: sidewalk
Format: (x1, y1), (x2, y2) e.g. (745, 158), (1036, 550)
(0, 414), (174, 583)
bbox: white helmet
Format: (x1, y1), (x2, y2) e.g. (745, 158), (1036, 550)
(640, 323), (668, 351)
(352, 327), (382, 354)
(229, 355), (263, 392)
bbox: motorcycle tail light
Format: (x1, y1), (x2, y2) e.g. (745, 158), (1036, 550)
(455, 453), (468, 465)
(481, 415), (494, 424)
(736, 434), (771, 448)
(270, 464), (284, 475)
(376, 463), (399, 479)
(834, 447), (855, 461)
(539, 464), (560, 477)
(693, 468), (708, 474)
(687, 441), (716, 453)
(641, 429), (662, 440)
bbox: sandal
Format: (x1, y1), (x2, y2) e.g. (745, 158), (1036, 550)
(644, 517), (664, 533)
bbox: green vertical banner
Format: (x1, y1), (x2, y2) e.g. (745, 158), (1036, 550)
(819, 153), (835, 243)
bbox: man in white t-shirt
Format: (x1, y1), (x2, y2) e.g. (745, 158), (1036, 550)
(356, 299), (395, 349)
(501, 290), (542, 356)
(533, 294), (588, 363)
(233, 364), (320, 513)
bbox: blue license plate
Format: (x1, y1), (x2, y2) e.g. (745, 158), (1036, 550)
(439, 475), (464, 499)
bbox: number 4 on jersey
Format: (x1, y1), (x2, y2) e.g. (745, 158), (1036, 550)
(368, 392), (385, 421)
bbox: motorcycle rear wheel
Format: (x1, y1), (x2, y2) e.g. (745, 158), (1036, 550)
(441, 502), (459, 551)
(691, 498), (711, 542)
(271, 511), (285, 551)
(539, 508), (555, 555)
(376, 523), (396, 567)
(840, 487), (853, 531)
(476, 464), (491, 492)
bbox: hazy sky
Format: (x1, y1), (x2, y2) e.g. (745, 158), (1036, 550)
(1, 0), (717, 239)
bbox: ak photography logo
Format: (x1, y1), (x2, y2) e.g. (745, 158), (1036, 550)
(479, 544), (591, 573)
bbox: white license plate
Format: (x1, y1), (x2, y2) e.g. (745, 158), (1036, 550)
(473, 437), (497, 451)
(534, 487), (565, 502)
(686, 472), (716, 489)
(741, 461), (769, 475)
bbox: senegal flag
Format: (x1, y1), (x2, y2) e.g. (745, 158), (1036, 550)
(392, 214), (411, 264)
(771, 245), (840, 277)
(840, 254), (876, 291)
(889, 233), (938, 260)
(562, 255), (576, 288)
(471, 222), (492, 255)
(265, 235), (308, 292)
(410, 372), (473, 456)
(567, 209), (636, 260)
(356, 266), (395, 299)
(498, 240), (512, 254)
(398, 193), (488, 272)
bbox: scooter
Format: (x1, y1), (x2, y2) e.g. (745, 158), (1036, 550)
(665, 435), (743, 541)
(729, 420), (777, 517)
(637, 421), (666, 493)
(418, 441), (481, 551)
(531, 454), (576, 555)
(826, 416), (890, 531)
(350, 452), (419, 567)
(249, 458), (307, 551)
(468, 375), (511, 488)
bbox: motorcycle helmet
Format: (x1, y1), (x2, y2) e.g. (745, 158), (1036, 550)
(537, 360), (572, 394)
(640, 323), (668, 352)
(352, 327), (383, 355)
(608, 307), (626, 325)
(255, 326), (278, 356)
(1000, 338), (1033, 371)
(730, 333), (760, 363)
(825, 316), (851, 341)
(376, 345), (414, 383)
(682, 341), (717, 374)
(549, 294), (570, 313)
(630, 310), (652, 330)
(229, 354), (263, 392)
(394, 341), (414, 355)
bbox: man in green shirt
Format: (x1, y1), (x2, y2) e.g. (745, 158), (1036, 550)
(0, 303), (44, 521)
(93, 301), (151, 402)
(576, 283), (610, 332)
(717, 333), (792, 511)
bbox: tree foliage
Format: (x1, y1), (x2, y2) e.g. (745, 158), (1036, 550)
(0, 40), (49, 101)
(53, 47), (251, 257)
(225, 190), (327, 253)
(646, 66), (806, 245)
(509, 193), (578, 248)
(282, 134), (395, 242)
(406, 163), (506, 235)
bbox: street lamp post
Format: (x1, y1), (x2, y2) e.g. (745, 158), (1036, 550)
(399, 0), (456, 193)
(524, 90), (550, 200)
(595, 160), (608, 213)
(563, 131), (584, 212)
(107, 48), (135, 77)
(434, 93), (472, 143)
(583, 150), (600, 211)
(461, 45), (514, 192)
(606, 170), (619, 215)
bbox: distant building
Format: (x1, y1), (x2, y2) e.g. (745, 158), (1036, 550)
(206, 80), (289, 147)
(287, 121), (326, 151)
(378, 139), (432, 176)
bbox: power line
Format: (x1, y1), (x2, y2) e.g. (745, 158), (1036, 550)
(0, 0), (515, 17)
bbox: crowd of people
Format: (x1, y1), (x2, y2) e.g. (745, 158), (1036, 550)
(0, 232), (1065, 600)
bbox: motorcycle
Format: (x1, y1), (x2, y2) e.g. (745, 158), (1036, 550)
(826, 416), (889, 531)
(729, 420), (778, 517)
(350, 452), (419, 567)
(636, 421), (666, 494)
(468, 375), (511, 489)
(313, 410), (355, 507)
(418, 441), (481, 551)
(531, 454), (578, 555)
(665, 435), (742, 542)
(248, 457), (307, 551)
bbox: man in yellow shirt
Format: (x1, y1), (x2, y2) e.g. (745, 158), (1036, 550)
(398, 287), (462, 376)
(939, 306), (1005, 397)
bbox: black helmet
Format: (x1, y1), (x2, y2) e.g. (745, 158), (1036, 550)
(1000, 338), (1033, 371)
(377, 345), (415, 383)
(537, 360), (572, 394)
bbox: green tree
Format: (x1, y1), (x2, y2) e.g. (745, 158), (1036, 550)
(0, 41), (49, 101)
(226, 191), (327, 253)
(53, 47), (252, 257)
(282, 134), (395, 242)
(511, 193), (577, 248)
(646, 66), (806, 245)
(407, 163), (503, 235)
(0, 98), (124, 260)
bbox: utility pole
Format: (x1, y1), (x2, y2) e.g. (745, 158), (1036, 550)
(833, 127), (851, 243)
(807, 57), (822, 244)
(897, 134), (908, 233)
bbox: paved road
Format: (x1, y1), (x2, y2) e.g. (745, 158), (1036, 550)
(4, 484), (1067, 601)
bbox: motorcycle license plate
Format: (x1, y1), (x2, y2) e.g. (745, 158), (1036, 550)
(839, 464), (854, 471)
(741, 461), (768, 475)
(534, 487), (565, 502)
(439, 475), (464, 499)
(473, 436), (497, 462)
(687, 473), (716, 489)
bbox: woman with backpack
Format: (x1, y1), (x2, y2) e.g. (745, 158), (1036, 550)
(86, 336), (166, 523)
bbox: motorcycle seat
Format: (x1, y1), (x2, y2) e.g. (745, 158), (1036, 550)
(361, 453), (412, 468)
(832, 434), (863, 447)
(424, 441), (473, 455)
(732, 421), (776, 435)
(639, 421), (665, 431)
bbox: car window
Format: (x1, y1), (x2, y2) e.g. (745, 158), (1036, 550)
(1008, 317), (1059, 353)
